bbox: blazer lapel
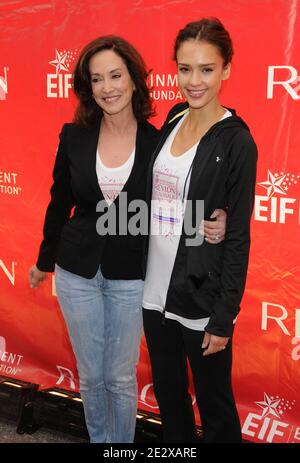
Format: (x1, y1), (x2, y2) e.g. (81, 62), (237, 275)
(80, 120), (104, 202)
(118, 123), (143, 196)
(115, 122), (158, 202)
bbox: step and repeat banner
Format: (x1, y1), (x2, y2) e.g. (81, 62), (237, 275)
(1, 0), (299, 443)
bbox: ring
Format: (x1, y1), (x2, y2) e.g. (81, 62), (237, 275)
(214, 235), (219, 240)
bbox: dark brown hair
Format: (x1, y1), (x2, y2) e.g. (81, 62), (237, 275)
(174, 17), (233, 66)
(73, 35), (154, 127)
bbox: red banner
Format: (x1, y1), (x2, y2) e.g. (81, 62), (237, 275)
(0, 0), (299, 443)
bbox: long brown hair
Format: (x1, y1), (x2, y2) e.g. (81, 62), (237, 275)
(73, 35), (154, 127)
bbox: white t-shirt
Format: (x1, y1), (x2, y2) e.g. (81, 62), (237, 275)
(96, 148), (135, 205)
(143, 109), (232, 330)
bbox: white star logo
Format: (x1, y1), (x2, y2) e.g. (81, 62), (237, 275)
(258, 170), (287, 199)
(255, 393), (281, 418)
(49, 50), (69, 75)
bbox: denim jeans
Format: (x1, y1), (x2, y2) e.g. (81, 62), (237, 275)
(55, 264), (144, 443)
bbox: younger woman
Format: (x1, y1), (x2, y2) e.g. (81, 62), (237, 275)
(143, 18), (257, 443)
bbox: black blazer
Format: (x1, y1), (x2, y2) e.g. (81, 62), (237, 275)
(36, 119), (159, 279)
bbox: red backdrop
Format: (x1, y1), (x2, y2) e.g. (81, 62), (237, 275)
(0, 0), (299, 443)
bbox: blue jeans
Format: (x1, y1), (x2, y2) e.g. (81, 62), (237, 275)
(55, 264), (144, 443)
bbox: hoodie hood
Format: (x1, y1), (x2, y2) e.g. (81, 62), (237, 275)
(166, 102), (251, 143)
(205, 106), (250, 141)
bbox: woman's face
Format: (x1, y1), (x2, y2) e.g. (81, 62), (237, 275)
(89, 49), (135, 117)
(176, 39), (230, 110)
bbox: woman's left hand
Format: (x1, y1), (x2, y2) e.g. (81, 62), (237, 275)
(200, 208), (227, 244)
(202, 332), (229, 356)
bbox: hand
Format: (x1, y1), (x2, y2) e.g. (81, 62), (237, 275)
(29, 265), (48, 288)
(202, 332), (229, 356)
(200, 208), (227, 244)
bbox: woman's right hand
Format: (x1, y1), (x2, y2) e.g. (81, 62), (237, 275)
(29, 265), (48, 288)
(200, 208), (227, 244)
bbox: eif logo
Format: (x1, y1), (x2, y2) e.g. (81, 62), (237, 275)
(255, 170), (300, 224)
(0, 66), (9, 100)
(47, 49), (78, 98)
(242, 393), (300, 443)
(267, 66), (300, 100)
